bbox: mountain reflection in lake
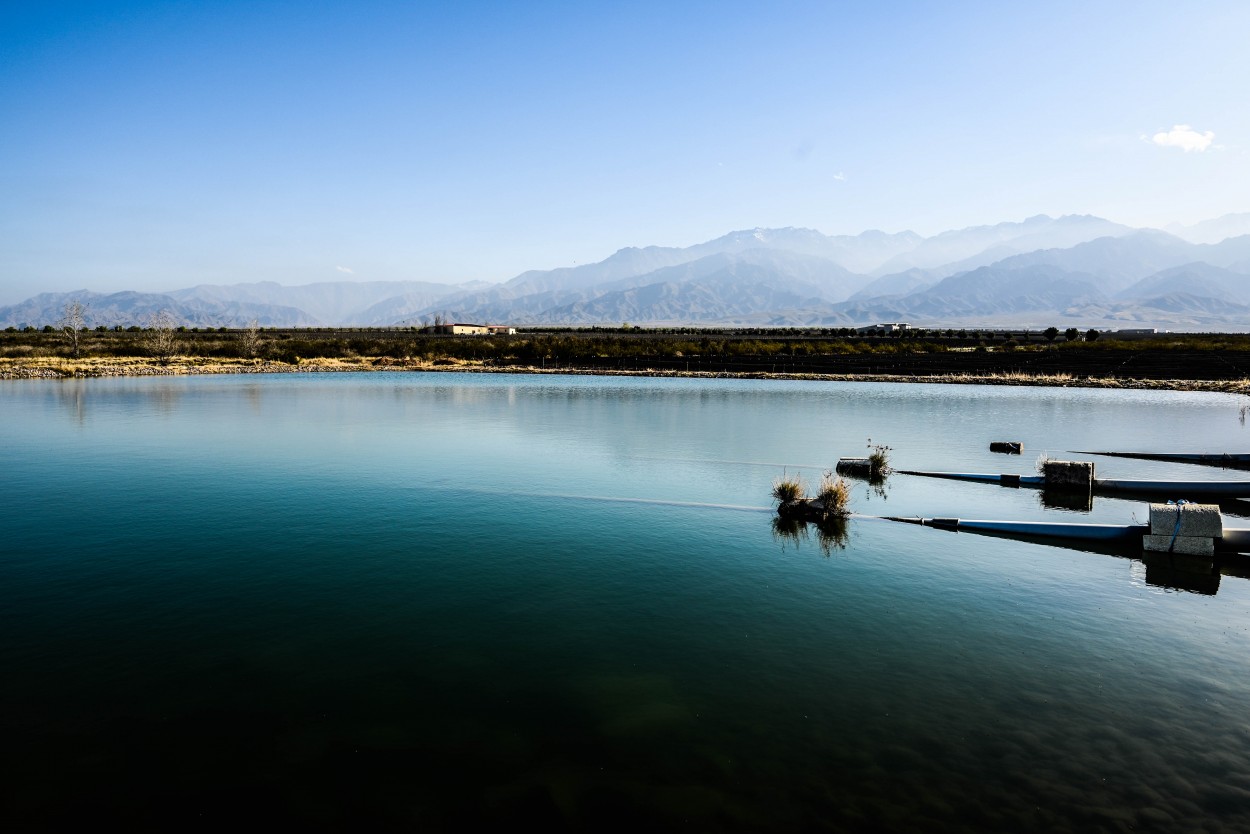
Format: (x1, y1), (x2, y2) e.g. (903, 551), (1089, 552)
(3, 373), (1250, 831)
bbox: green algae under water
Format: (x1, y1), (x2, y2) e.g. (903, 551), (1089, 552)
(3, 373), (1250, 831)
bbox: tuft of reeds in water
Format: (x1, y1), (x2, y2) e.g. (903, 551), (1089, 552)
(816, 472), (851, 519)
(866, 439), (892, 477)
(772, 472), (807, 504)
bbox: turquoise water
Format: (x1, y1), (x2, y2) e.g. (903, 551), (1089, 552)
(3, 373), (1250, 830)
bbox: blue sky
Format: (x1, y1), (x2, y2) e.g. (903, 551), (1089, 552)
(1, 0), (1247, 303)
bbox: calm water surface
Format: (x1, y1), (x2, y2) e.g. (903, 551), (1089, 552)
(3, 373), (1250, 831)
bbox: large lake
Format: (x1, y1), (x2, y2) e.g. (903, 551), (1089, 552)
(4, 373), (1250, 831)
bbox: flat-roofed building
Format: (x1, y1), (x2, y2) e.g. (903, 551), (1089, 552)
(426, 323), (515, 335)
(855, 322), (910, 335)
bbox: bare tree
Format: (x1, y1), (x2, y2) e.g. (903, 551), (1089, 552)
(239, 319), (263, 358)
(59, 300), (87, 357)
(144, 310), (178, 363)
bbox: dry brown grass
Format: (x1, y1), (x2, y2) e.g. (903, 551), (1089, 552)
(816, 473), (852, 518)
(0, 355), (473, 379)
(866, 441), (892, 476)
(771, 473), (807, 504)
(4, 355), (1249, 394)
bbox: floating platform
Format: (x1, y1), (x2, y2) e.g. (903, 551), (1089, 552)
(777, 498), (846, 523)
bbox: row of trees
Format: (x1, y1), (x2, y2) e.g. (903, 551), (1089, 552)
(40, 301), (1101, 355)
(52, 302), (263, 362)
(1042, 326), (1099, 342)
(7, 301), (1178, 365)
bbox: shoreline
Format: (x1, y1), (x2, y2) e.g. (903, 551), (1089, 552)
(3, 356), (1249, 394)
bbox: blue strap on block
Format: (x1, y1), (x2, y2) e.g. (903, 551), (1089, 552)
(1166, 499), (1190, 553)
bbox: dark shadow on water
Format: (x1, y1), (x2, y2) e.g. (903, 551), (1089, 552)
(1142, 554), (1222, 596)
(948, 526), (1142, 560)
(1040, 486), (1250, 522)
(838, 470), (890, 504)
(772, 515), (850, 556)
(1038, 486), (1093, 513)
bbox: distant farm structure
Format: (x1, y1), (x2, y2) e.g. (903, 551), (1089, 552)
(855, 322), (911, 336)
(425, 323), (517, 336)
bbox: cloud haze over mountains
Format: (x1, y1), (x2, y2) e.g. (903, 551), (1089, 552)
(6, 214), (1250, 332)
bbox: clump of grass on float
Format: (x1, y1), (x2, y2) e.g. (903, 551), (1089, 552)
(771, 472), (806, 504)
(815, 472), (851, 519)
(866, 440), (892, 477)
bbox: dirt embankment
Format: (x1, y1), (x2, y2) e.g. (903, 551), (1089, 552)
(4, 352), (1250, 394)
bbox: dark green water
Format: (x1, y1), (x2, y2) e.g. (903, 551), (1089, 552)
(3, 373), (1250, 831)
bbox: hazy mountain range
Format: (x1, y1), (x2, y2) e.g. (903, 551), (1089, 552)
(6, 213), (1250, 331)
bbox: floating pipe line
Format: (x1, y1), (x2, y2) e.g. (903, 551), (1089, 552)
(1072, 451), (1250, 469)
(1093, 479), (1250, 497)
(883, 516), (1145, 542)
(896, 469), (1250, 498)
(879, 515), (1250, 553)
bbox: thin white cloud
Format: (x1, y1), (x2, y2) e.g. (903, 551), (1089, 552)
(833, 171), (847, 182)
(336, 265), (354, 274)
(1151, 124), (1215, 152)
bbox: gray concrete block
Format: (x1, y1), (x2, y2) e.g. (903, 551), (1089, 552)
(1142, 534), (1215, 557)
(1148, 503), (1223, 538)
(1042, 460), (1094, 488)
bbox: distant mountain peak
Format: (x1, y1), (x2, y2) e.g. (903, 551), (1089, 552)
(1166, 212), (1250, 245)
(5, 212), (1248, 331)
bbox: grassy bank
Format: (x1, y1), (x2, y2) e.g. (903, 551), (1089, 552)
(4, 355), (1250, 394)
(5, 327), (1250, 391)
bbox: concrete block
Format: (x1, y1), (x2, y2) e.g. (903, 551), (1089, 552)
(1142, 534), (1215, 557)
(1042, 460), (1094, 489)
(1148, 503), (1223, 538)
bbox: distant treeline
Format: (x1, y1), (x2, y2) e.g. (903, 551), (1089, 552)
(5, 323), (1250, 363)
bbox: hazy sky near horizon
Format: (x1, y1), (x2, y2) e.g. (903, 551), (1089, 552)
(2, 0), (1247, 303)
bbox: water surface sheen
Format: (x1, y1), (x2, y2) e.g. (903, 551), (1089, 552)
(3, 373), (1250, 831)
